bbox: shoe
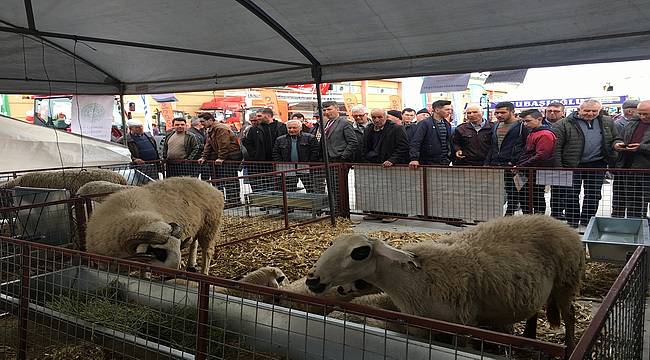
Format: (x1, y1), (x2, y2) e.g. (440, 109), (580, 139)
(363, 214), (381, 220)
(381, 217), (397, 223)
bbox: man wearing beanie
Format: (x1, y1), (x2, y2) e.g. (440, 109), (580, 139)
(416, 108), (430, 122)
(386, 109), (402, 125)
(614, 99), (640, 133)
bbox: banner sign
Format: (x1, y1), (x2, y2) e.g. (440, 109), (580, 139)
(71, 95), (114, 141)
(491, 96), (628, 109)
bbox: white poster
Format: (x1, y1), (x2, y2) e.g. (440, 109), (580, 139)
(71, 95), (114, 141)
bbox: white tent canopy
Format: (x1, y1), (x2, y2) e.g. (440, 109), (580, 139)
(0, 115), (131, 172)
(1, 0), (649, 94)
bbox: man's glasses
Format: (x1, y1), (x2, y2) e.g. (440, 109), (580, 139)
(546, 110), (563, 113)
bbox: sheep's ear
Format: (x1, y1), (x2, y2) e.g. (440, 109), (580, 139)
(374, 241), (420, 269)
(169, 222), (183, 238)
(350, 245), (371, 260)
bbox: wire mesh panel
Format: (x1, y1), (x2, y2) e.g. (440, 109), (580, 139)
(569, 246), (647, 360)
(0, 237), (569, 360)
(0, 188), (72, 246)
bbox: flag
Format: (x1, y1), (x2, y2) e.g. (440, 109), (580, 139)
(71, 95), (115, 141)
(420, 74), (471, 93)
(0, 94), (10, 117)
(141, 95), (153, 134)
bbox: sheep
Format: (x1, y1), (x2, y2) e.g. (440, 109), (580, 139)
(0, 169), (127, 195)
(75, 181), (135, 200)
(85, 177), (224, 274)
(305, 215), (585, 349)
(167, 266), (288, 293)
(328, 293), (402, 331)
(277, 277), (381, 314)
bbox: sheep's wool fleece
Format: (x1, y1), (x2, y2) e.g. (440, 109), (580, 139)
(1, 169), (127, 195)
(85, 177), (224, 265)
(393, 215), (584, 327)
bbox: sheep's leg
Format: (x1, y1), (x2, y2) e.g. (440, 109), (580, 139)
(522, 315), (537, 339)
(200, 244), (215, 275)
(186, 240), (199, 272)
(557, 297), (576, 350)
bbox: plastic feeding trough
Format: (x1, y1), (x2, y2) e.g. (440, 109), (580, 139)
(0, 265), (492, 360)
(582, 216), (650, 263)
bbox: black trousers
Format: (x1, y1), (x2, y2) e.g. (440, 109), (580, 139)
(565, 160), (607, 226)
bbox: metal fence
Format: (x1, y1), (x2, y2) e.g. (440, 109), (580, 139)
(0, 236), (568, 360)
(570, 246), (648, 360)
(344, 163), (650, 227)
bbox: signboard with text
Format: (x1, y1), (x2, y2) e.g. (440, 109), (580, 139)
(491, 95), (628, 109)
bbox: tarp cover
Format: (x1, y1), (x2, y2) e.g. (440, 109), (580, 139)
(0, 115), (131, 172)
(0, 0), (649, 94)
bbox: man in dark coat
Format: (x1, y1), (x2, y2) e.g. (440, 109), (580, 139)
(553, 99), (622, 227)
(452, 104), (493, 166)
(484, 102), (529, 216)
(409, 100), (453, 168)
(612, 100), (650, 219)
(241, 107), (287, 192)
(272, 119), (321, 192)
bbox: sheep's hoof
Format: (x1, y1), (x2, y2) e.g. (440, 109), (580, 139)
(186, 266), (198, 273)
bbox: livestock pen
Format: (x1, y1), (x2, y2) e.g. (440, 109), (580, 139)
(0, 161), (648, 359)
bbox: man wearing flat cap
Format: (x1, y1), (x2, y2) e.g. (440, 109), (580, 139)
(118, 119), (161, 179)
(614, 99), (640, 134)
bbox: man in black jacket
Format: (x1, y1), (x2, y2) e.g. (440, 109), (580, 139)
(242, 108), (287, 192)
(362, 108), (409, 222)
(362, 108), (409, 166)
(272, 119), (321, 192)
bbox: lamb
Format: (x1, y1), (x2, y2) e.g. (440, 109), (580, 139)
(306, 215), (585, 349)
(167, 266), (288, 297)
(1, 169), (127, 195)
(75, 180), (135, 199)
(278, 277), (381, 314)
(85, 177), (224, 274)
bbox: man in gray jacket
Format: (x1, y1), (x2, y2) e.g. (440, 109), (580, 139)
(553, 99), (623, 227)
(612, 100), (650, 218)
(321, 101), (358, 162)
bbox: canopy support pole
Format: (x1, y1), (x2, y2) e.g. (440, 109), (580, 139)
(119, 85), (127, 146)
(313, 66), (336, 226)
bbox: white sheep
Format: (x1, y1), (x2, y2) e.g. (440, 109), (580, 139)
(278, 277), (381, 314)
(306, 215), (585, 349)
(85, 177), (224, 274)
(167, 266), (288, 298)
(328, 293), (402, 331)
(75, 181), (134, 199)
(1, 169), (127, 195)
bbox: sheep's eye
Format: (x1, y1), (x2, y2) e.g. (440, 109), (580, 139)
(350, 246), (371, 260)
(276, 276), (285, 284)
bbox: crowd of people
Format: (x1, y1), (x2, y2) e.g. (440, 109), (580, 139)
(119, 97), (650, 226)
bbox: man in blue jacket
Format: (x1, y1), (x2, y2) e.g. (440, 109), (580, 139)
(408, 100), (453, 169)
(484, 102), (529, 215)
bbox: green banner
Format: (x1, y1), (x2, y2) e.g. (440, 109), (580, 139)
(0, 94), (10, 117)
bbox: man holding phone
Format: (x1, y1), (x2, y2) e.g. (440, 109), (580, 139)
(612, 100), (650, 218)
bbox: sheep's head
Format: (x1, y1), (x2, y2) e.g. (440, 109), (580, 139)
(306, 234), (419, 294)
(236, 267), (288, 289)
(125, 222), (191, 269)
